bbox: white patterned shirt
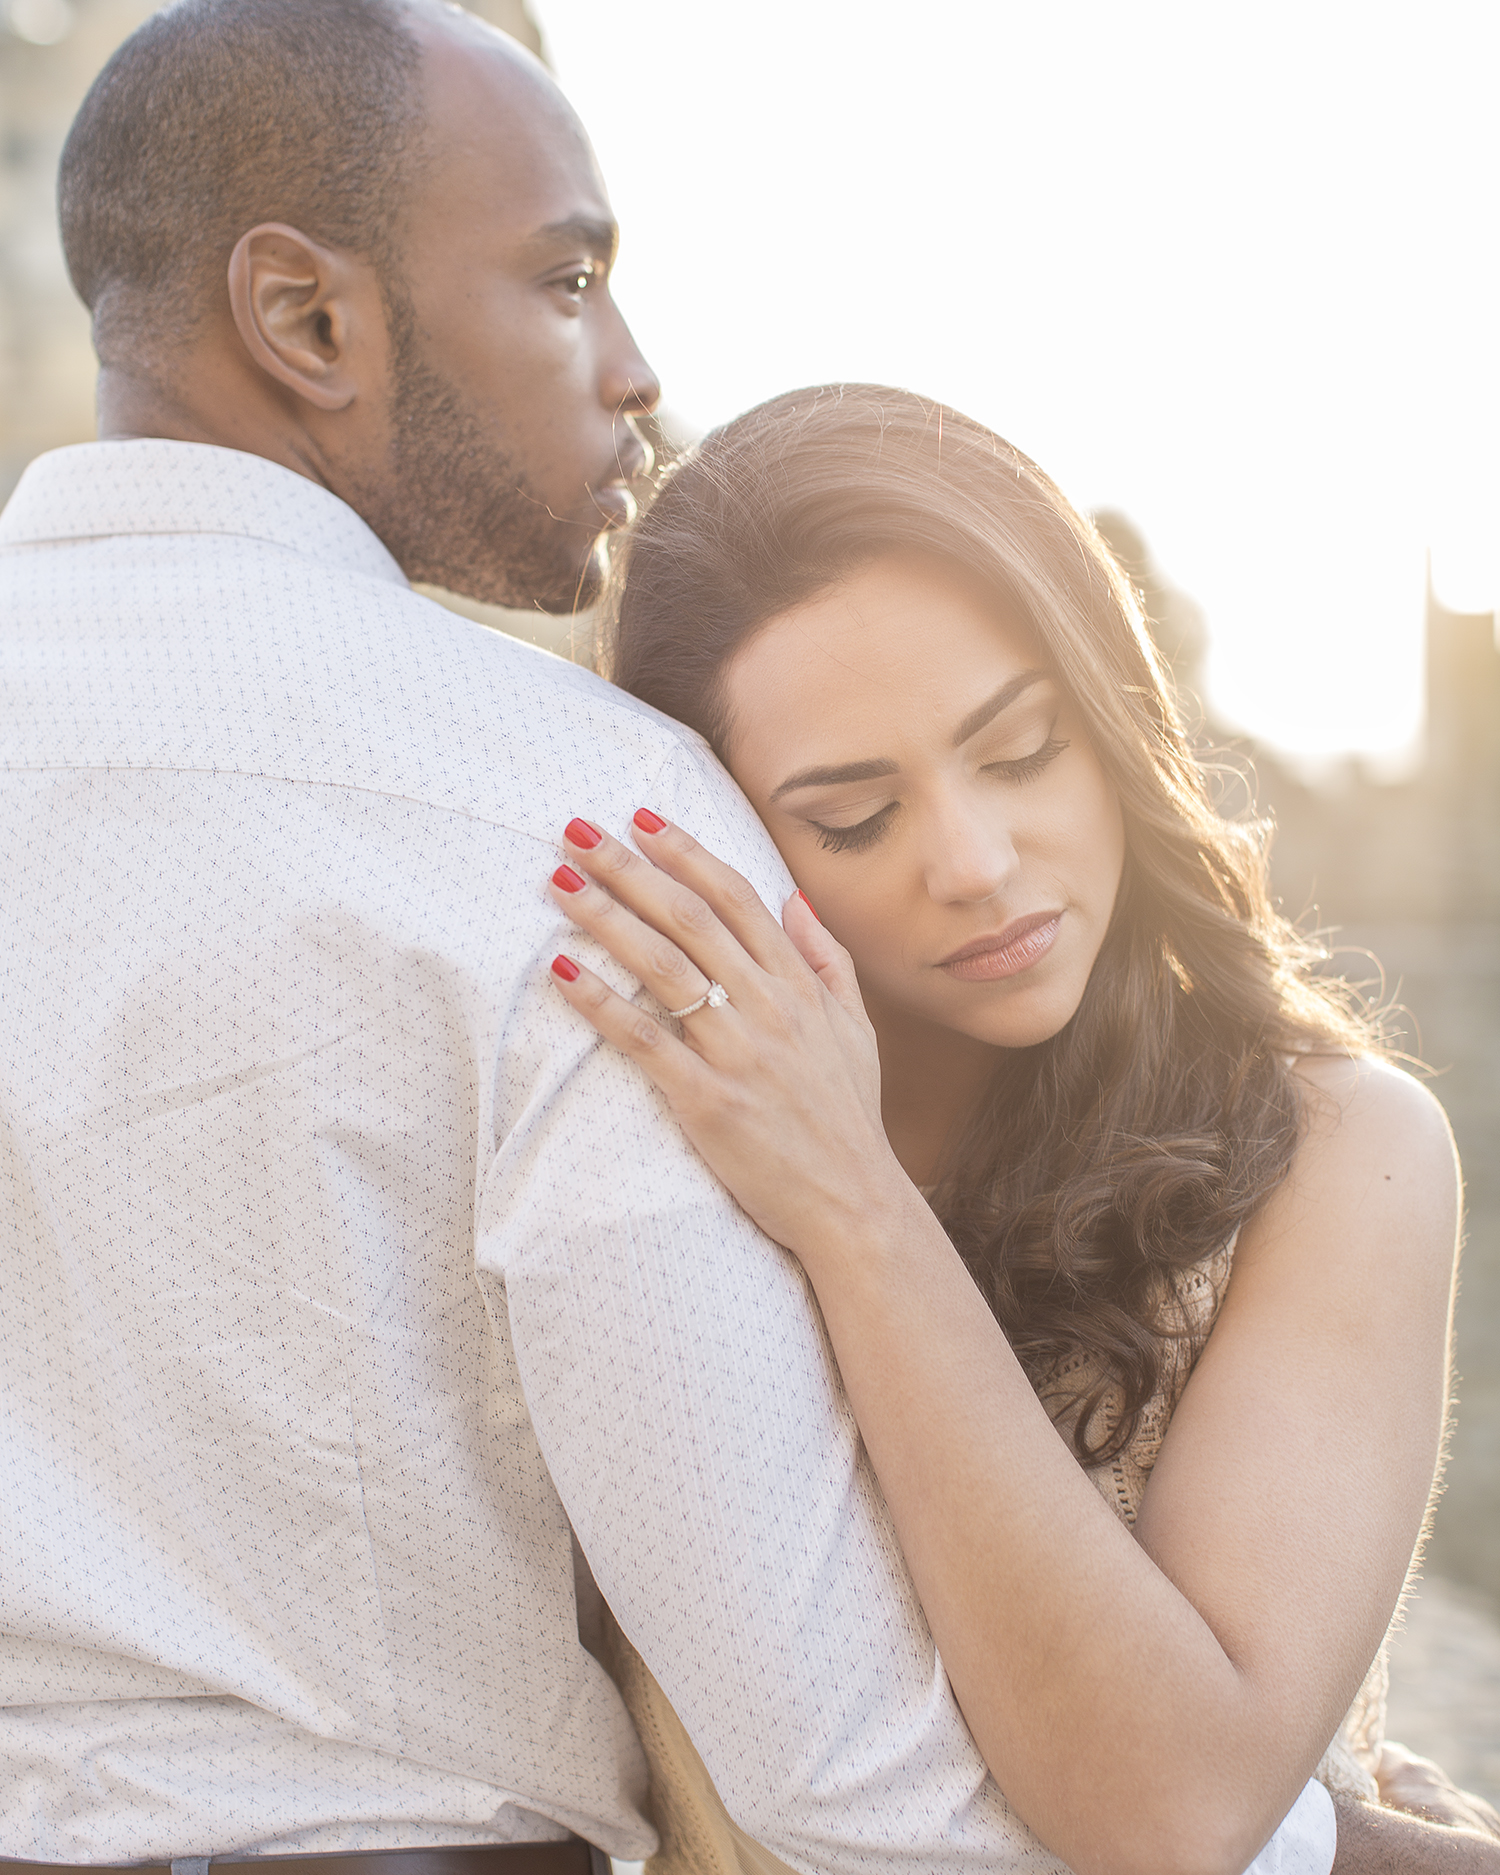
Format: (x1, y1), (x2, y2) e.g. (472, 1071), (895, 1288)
(0, 440), (1334, 1875)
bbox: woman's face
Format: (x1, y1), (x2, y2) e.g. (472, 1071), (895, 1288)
(721, 551), (1127, 1050)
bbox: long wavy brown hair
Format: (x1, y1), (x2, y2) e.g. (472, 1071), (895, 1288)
(603, 384), (1377, 1464)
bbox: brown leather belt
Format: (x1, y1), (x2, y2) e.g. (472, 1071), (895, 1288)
(0, 1845), (605, 1875)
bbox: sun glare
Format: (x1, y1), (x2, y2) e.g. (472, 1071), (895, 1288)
(532, 0), (1497, 764)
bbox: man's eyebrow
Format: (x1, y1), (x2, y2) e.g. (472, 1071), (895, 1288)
(770, 757), (900, 802)
(525, 215), (619, 264)
(951, 670), (1048, 747)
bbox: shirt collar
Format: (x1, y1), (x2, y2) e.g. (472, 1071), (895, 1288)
(0, 438), (408, 588)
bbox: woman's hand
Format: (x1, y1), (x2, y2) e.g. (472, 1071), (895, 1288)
(1377, 1743), (1500, 1839)
(546, 811), (915, 1259)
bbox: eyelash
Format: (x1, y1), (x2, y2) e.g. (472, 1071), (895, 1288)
(813, 802), (899, 855)
(985, 732), (1070, 783)
(809, 733), (1070, 856)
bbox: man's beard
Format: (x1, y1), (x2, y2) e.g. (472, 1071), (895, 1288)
(354, 292), (607, 613)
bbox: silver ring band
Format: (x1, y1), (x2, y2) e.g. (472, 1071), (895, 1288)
(666, 981), (730, 1020)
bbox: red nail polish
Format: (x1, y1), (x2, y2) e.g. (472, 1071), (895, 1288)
(797, 889), (820, 922)
(566, 818), (602, 849)
(551, 955), (580, 982)
(633, 808), (666, 834)
(552, 865), (586, 893)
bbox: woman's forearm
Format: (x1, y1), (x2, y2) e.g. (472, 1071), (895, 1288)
(800, 1179), (1287, 1875)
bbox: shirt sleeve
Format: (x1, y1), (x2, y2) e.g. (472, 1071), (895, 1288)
(475, 742), (1335, 1875)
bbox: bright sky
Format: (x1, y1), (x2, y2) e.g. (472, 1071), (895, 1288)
(529, 0), (1498, 764)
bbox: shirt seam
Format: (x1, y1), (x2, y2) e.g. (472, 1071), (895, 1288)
(0, 523), (405, 577)
(0, 752), (685, 851)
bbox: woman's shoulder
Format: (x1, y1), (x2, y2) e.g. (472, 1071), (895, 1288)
(1290, 1052), (1455, 1164)
(1242, 1052), (1460, 1282)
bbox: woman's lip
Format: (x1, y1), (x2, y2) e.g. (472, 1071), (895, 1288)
(939, 912), (1062, 981)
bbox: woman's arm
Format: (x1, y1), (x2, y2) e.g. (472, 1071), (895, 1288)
(546, 815), (1461, 1875)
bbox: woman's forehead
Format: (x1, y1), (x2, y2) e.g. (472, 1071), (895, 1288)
(724, 555), (1052, 779)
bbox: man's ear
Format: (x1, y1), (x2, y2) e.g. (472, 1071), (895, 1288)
(226, 223), (378, 412)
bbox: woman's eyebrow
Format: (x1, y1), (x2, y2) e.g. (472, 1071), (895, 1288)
(770, 757), (899, 802)
(951, 670), (1048, 747)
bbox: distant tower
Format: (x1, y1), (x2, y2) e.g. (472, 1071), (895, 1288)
(1425, 569), (1500, 789)
(1423, 566), (1500, 917)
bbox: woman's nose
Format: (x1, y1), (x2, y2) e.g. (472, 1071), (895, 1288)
(922, 798), (1022, 906)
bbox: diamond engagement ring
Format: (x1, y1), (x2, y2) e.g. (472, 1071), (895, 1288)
(666, 981), (730, 1020)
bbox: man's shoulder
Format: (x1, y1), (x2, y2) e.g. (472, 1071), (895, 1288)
(0, 489), (778, 885)
(360, 599), (787, 894)
(330, 581), (731, 836)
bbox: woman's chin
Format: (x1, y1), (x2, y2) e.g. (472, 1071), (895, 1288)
(931, 980), (1085, 1051)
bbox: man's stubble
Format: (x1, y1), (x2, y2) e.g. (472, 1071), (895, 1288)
(352, 285), (605, 614)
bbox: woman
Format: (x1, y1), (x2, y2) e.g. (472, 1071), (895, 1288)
(543, 386), (1487, 1871)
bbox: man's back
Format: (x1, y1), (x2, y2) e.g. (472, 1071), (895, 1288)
(0, 438), (702, 1855)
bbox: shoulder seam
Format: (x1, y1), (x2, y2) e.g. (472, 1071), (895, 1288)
(0, 761), (570, 850)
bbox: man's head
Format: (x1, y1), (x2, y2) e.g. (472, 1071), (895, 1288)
(59, 0), (659, 609)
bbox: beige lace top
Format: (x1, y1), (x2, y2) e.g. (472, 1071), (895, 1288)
(601, 1234), (1384, 1875)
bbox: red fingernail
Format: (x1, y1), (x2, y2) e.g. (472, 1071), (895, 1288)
(552, 865), (586, 893)
(633, 808), (666, 834)
(797, 889), (820, 922)
(551, 955), (580, 982)
(566, 818), (602, 849)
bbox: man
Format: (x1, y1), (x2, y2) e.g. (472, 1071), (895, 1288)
(0, 0), (1366, 1868)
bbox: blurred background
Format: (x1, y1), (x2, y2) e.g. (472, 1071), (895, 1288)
(3, 0), (1496, 1801)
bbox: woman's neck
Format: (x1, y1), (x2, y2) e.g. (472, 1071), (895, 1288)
(866, 994), (1003, 1188)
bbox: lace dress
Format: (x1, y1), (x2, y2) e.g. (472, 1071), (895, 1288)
(600, 1236), (1385, 1875)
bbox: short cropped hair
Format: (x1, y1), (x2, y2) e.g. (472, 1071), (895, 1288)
(59, 0), (424, 360)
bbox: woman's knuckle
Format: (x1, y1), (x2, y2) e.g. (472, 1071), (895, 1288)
(651, 941), (691, 982)
(721, 872), (759, 912)
(626, 1012), (662, 1051)
(674, 891), (715, 934)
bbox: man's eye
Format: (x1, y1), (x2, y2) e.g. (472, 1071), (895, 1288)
(555, 267), (595, 296)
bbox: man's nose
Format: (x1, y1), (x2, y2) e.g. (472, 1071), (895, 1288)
(601, 305), (660, 417)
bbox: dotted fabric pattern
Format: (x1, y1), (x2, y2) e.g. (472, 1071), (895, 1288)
(0, 442), (1337, 1875)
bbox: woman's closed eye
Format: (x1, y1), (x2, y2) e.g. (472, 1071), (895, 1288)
(808, 731), (1070, 855)
(981, 728), (1070, 784)
(810, 800), (900, 855)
